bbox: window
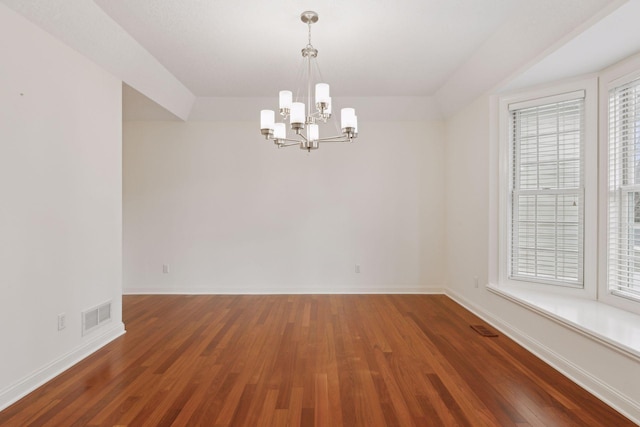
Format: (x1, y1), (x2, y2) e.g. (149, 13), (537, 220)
(607, 76), (640, 302)
(491, 70), (640, 362)
(508, 92), (585, 287)
(498, 78), (597, 296)
(493, 64), (640, 326)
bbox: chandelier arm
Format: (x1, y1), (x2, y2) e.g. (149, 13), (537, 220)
(316, 135), (352, 142)
(278, 141), (300, 147)
(276, 137), (305, 144)
(309, 111), (329, 119)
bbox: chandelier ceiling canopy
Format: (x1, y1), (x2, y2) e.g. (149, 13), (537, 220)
(260, 11), (358, 152)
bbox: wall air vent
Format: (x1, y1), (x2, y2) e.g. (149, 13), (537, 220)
(82, 301), (112, 336)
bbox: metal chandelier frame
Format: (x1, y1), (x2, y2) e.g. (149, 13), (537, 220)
(260, 11), (358, 152)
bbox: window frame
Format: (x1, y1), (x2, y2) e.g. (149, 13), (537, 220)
(599, 55), (640, 314)
(498, 77), (598, 299)
(509, 92), (585, 287)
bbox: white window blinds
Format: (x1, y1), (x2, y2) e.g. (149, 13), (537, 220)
(509, 93), (585, 286)
(608, 77), (640, 301)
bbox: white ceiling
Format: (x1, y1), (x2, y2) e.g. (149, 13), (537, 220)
(2, 0), (632, 119)
(93, 0), (521, 97)
(502, 0), (640, 92)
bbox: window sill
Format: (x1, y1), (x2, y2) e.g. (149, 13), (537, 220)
(487, 284), (640, 361)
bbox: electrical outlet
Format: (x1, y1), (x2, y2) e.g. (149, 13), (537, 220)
(163, 264), (170, 274)
(474, 276), (479, 288)
(355, 264), (361, 273)
(57, 313), (66, 331)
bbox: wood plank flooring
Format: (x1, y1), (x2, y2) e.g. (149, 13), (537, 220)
(0, 294), (634, 426)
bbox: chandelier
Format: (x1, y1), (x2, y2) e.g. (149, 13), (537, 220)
(260, 11), (358, 152)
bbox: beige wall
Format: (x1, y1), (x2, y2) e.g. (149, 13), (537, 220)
(443, 95), (640, 420)
(0, 5), (124, 409)
(123, 120), (445, 293)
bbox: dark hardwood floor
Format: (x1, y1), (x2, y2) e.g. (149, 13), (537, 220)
(0, 294), (634, 426)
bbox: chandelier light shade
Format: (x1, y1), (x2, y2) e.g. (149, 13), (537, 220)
(260, 11), (359, 152)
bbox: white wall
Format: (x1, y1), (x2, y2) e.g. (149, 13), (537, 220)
(1, 0), (195, 120)
(0, 5), (124, 409)
(444, 95), (640, 422)
(123, 119), (445, 293)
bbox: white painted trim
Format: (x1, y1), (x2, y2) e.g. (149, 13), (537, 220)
(0, 322), (126, 412)
(486, 284), (640, 361)
(444, 288), (640, 426)
(123, 286), (446, 295)
(507, 89), (585, 111)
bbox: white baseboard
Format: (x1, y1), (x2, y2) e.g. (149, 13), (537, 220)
(0, 322), (126, 412)
(444, 288), (640, 426)
(124, 286), (446, 295)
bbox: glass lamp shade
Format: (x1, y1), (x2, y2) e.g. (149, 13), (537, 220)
(279, 91), (292, 110)
(291, 102), (306, 124)
(260, 110), (275, 130)
(274, 123), (286, 140)
(341, 108), (356, 129)
(315, 83), (330, 104)
(308, 124), (319, 141)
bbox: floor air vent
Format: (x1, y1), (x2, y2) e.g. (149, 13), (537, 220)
(470, 324), (498, 337)
(82, 301), (112, 336)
